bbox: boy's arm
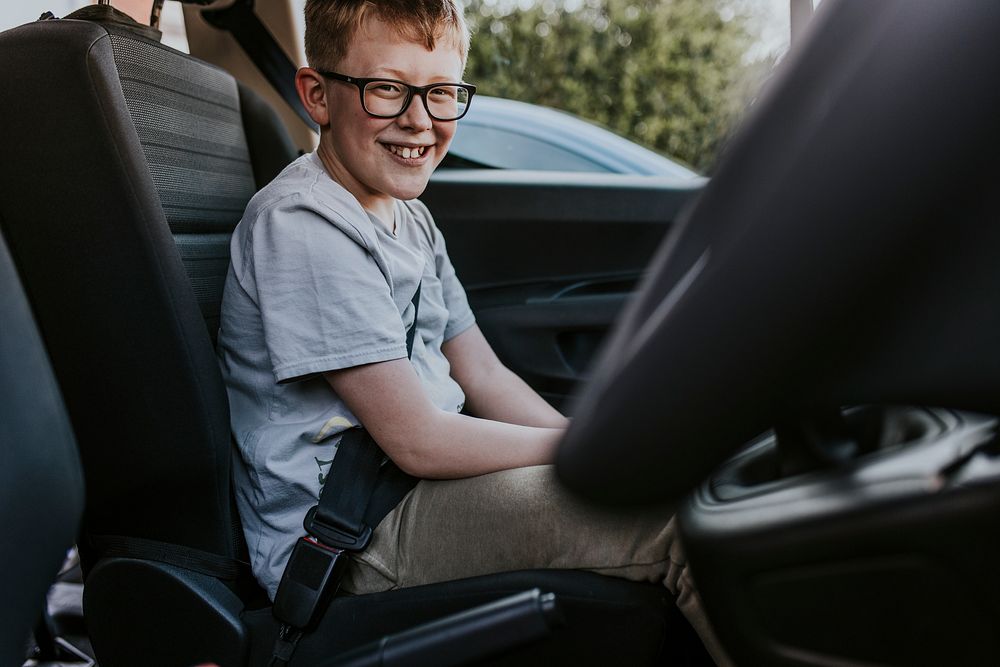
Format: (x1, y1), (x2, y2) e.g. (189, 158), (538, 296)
(442, 325), (569, 428)
(324, 357), (563, 479)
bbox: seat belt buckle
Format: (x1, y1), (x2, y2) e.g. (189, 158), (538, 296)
(302, 505), (373, 551)
(272, 536), (350, 630)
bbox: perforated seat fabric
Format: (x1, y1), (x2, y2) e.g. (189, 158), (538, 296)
(108, 28), (275, 342)
(111, 32), (257, 231)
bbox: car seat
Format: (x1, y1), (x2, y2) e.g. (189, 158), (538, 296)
(0, 8), (705, 667)
(0, 231), (85, 667)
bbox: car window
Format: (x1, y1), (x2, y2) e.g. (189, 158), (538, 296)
(0, 1), (189, 52)
(460, 1), (793, 175)
(286, 0), (792, 175)
(449, 124), (613, 172)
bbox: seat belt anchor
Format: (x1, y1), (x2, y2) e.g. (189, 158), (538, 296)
(272, 535), (351, 631)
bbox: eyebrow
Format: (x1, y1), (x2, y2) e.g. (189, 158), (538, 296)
(371, 67), (459, 83)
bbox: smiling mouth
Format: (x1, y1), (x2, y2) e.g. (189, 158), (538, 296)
(383, 143), (428, 160)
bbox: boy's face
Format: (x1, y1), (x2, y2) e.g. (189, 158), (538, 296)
(319, 19), (464, 213)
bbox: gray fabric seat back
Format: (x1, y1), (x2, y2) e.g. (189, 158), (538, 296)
(110, 25), (297, 342)
(0, 16), (294, 568)
(112, 29), (256, 341)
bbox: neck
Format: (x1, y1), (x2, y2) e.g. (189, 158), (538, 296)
(367, 201), (396, 235)
(314, 145), (395, 232)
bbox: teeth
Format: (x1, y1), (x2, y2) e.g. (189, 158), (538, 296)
(387, 144), (427, 158)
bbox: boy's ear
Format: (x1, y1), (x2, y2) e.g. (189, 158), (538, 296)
(295, 67), (331, 126)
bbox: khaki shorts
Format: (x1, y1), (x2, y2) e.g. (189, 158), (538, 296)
(340, 464), (730, 665)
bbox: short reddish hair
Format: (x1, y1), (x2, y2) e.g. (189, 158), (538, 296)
(304, 0), (470, 71)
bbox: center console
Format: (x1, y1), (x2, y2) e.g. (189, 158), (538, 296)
(679, 407), (1000, 666)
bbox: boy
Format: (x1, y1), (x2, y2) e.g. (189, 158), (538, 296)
(218, 0), (722, 662)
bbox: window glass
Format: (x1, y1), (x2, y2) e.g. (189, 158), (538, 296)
(0, 1), (188, 53)
(462, 0), (791, 174)
(0, 0), (82, 30)
(450, 125), (612, 172)
(286, 0), (814, 174)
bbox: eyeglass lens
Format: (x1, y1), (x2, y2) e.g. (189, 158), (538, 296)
(363, 81), (470, 120)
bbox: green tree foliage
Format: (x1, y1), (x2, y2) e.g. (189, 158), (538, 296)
(463, 0), (773, 173)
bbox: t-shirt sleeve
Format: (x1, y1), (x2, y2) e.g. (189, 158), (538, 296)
(407, 200), (476, 341)
(242, 197), (407, 383)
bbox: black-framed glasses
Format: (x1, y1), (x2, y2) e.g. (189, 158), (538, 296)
(316, 70), (476, 122)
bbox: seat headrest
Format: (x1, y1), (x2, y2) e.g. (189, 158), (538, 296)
(65, 4), (163, 42)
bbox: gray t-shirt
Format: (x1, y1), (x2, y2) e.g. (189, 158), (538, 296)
(218, 152), (475, 597)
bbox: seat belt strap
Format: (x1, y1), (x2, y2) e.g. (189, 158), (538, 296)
(302, 427), (382, 550)
(306, 281), (422, 549)
(364, 460), (420, 528)
(404, 283), (422, 361)
(89, 534), (247, 580)
(201, 0), (318, 132)
(270, 283), (422, 665)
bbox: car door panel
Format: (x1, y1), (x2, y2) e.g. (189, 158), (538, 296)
(476, 292), (629, 401)
(423, 170), (704, 407)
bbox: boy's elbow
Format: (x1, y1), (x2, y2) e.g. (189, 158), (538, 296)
(389, 449), (436, 478)
(376, 411), (449, 478)
(383, 440), (444, 478)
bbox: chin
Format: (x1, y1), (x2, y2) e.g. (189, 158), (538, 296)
(388, 176), (433, 201)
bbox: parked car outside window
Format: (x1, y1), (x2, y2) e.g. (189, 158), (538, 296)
(440, 95), (700, 178)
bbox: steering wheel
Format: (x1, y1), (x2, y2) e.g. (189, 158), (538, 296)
(556, 0), (1000, 507)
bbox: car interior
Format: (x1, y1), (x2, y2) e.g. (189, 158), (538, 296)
(1, 0), (998, 665)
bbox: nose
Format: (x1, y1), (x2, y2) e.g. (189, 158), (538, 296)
(397, 92), (433, 132)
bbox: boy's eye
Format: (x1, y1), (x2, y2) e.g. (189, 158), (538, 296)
(429, 86), (458, 100)
(368, 82), (405, 98)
